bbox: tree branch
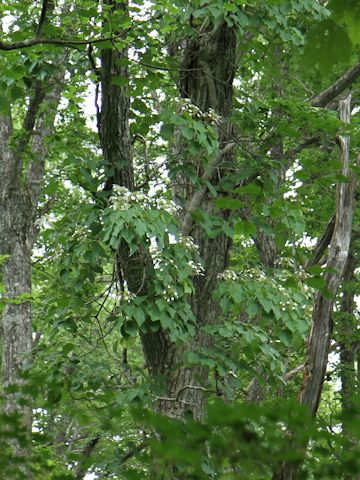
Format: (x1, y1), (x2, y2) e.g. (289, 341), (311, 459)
(181, 142), (237, 236)
(305, 213), (335, 269)
(0, 113), (15, 200)
(119, 441), (148, 465)
(310, 60), (360, 107)
(9, 81), (46, 186)
(75, 435), (100, 480)
(284, 364), (305, 381)
(0, 32), (129, 51)
(35, 0), (50, 38)
(25, 71), (65, 203)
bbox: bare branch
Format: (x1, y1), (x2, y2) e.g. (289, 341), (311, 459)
(284, 364), (305, 381)
(310, 60), (360, 107)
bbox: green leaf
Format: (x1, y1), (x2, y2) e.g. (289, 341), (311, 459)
(181, 126), (194, 140)
(304, 19), (352, 76)
(305, 276), (327, 290)
(112, 76), (128, 87)
(215, 198), (243, 210)
(234, 220), (256, 238)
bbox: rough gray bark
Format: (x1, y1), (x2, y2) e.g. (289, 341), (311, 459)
(273, 95), (357, 479)
(0, 72), (64, 473)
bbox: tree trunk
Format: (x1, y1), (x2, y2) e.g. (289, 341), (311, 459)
(273, 95), (357, 479)
(99, 5), (238, 424)
(0, 73), (63, 473)
(339, 253), (357, 432)
(145, 20), (237, 420)
(337, 252), (360, 480)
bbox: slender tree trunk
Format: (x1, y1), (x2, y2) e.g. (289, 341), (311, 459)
(338, 253), (357, 430)
(337, 252), (360, 480)
(273, 96), (357, 479)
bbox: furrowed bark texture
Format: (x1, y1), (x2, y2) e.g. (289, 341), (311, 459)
(152, 20), (237, 420)
(273, 95), (357, 479)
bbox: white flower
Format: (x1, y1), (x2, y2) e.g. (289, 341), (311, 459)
(188, 260), (204, 275)
(122, 286), (136, 303)
(217, 269), (239, 281)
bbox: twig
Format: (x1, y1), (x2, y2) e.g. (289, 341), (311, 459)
(154, 384), (216, 404)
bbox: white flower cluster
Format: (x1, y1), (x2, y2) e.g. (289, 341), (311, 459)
(122, 286), (136, 303)
(179, 98), (221, 126)
(279, 300), (295, 312)
(187, 260), (204, 276)
(149, 242), (161, 258)
(163, 285), (179, 301)
(111, 185), (149, 211)
(156, 197), (181, 216)
(242, 267), (266, 280)
(178, 234), (200, 255)
(70, 225), (91, 239)
(111, 186), (182, 217)
(217, 269), (239, 281)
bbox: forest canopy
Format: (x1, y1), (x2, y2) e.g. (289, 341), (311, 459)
(0, 1), (360, 479)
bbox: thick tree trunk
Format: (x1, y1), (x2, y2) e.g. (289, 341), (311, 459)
(0, 109), (35, 440)
(147, 21), (237, 420)
(1, 195), (33, 433)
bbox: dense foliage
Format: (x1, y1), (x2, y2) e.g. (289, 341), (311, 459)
(0, 1), (360, 479)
